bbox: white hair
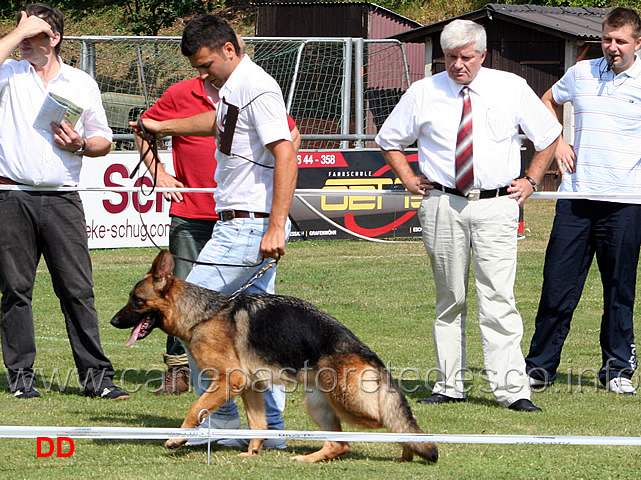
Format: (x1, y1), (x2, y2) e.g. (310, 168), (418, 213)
(440, 19), (487, 53)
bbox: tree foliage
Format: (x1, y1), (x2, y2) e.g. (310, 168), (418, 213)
(1, 0), (223, 36)
(0, 1), (24, 19)
(115, 0), (223, 36)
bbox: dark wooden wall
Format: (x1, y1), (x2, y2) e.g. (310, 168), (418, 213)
(431, 19), (564, 94)
(256, 3), (370, 38)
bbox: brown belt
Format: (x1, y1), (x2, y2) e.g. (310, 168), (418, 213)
(220, 210), (270, 221)
(0, 176), (22, 185)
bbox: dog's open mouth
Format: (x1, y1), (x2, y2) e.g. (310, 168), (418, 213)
(125, 315), (156, 348)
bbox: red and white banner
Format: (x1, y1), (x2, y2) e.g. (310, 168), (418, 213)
(80, 151), (174, 249)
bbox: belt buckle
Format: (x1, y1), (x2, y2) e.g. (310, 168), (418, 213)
(467, 188), (481, 201)
(221, 210), (235, 221)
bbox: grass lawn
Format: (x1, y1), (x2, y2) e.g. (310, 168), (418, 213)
(1, 199), (640, 479)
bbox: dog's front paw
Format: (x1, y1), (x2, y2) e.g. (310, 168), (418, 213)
(165, 438), (188, 449)
(239, 448), (260, 457)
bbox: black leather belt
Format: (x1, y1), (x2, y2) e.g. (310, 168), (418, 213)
(220, 210), (270, 221)
(431, 183), (510, 200)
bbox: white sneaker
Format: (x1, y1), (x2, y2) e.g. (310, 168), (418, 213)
(185, 416), (242, 446)
(218, 427), (287, 450)
(528, 375), (549, 388)
(606, 377), (637, 395)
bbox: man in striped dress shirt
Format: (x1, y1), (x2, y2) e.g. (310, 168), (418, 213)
(526, 7), (641, 395)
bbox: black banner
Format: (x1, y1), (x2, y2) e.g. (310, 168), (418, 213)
(290, 149), (422, 240)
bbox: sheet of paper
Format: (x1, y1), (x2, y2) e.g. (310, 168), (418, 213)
(33, 93), (83, 131)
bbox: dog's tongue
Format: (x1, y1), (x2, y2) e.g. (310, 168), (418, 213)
(125, 322), (144, 348)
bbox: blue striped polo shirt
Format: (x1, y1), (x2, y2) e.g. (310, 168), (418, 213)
(554, 55), (641, 202)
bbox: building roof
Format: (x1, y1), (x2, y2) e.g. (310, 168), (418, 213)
(392, 3), (609, 42)
(253, 2), (423, 28)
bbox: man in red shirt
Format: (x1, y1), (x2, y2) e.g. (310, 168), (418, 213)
(139, 77), (219, 395)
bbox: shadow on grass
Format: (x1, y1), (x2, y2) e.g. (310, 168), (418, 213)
(164, 442), (429, 463)
(398, 378), (495, 408)
(533, 370), (605, 394)
(0, 368), (166, 397)
(394, 366), (607, 403)
(85, 438), (427, 464)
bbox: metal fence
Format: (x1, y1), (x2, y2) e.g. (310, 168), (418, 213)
(62, 36), (411, 150)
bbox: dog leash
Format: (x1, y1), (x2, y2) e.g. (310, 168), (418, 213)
(130, 118), (159, 194)
(229, 258), (279, 300)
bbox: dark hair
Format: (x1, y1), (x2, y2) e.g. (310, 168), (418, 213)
(180, 15), (240, 57)
(603, 7), (641, 38)
(17, 4), (64, 54)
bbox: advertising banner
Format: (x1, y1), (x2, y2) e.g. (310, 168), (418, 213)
(289, 150), (422, 240)
(80, 151), (174, 249)
(79, 149), (422, 249)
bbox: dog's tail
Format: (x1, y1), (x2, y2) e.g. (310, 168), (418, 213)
(379, 371), (438, 463)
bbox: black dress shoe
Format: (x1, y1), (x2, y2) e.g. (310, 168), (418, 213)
(508, 399), (542, 412)
(417, 393), (465, 404)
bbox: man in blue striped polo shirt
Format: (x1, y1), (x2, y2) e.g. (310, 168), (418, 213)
(526, 7), (641, 395)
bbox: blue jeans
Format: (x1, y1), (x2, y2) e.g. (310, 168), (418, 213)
(185, 216), (291, 428)
(526, 199), (641, 385)
(166, 216), (216, 359)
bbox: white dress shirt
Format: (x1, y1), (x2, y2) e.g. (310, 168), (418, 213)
(213, 55), (292, 214)
(0, 58), (112, 187)
(376, 67), (561, 190)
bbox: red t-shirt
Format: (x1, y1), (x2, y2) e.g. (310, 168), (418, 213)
(142, 78), (218, 220)
(143, 78), (297, 220)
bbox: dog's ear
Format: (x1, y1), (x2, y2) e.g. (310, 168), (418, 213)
(150, 250), (175, 292)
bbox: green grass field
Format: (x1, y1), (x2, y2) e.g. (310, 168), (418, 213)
(1, 199), (640, 479)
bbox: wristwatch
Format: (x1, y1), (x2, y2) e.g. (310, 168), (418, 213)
(73, 139), (87, 156)
(524, 175), (538, 192)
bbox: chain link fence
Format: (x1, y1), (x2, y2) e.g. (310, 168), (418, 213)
(62, 36), (411, 150)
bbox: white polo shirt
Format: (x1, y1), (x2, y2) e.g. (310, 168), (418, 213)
(0, 58), (112, 187)
(553, 56), (641, 201)
(213, 55), (292, 214)
(376, 67), (561, 190)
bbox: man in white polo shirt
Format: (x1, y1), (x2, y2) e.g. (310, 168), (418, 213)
(526, 7), (641, 395)
(376, 19), (561, 411)
(0, 4), (128, 400)
(134, 14), (297, 448)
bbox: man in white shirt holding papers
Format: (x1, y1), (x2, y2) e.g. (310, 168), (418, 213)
(0, 4), (128, 400)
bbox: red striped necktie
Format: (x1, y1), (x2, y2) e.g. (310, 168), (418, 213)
(455, 86), (474, 195)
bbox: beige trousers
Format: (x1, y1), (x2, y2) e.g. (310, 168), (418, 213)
(418, 190), (531, 406)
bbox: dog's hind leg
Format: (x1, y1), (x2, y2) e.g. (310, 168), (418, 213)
(292, 388), (350, 463)
(332, 358), (438, 463)
(239, 387), (267, 456)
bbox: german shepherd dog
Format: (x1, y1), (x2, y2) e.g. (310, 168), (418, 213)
(111, 250), (438, 463)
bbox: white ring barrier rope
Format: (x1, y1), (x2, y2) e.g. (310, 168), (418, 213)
(2, 425), (641, 445)
(3, 184), (641, 200)
(294, 194), (416, 244)
(3, 185), (637, 244)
